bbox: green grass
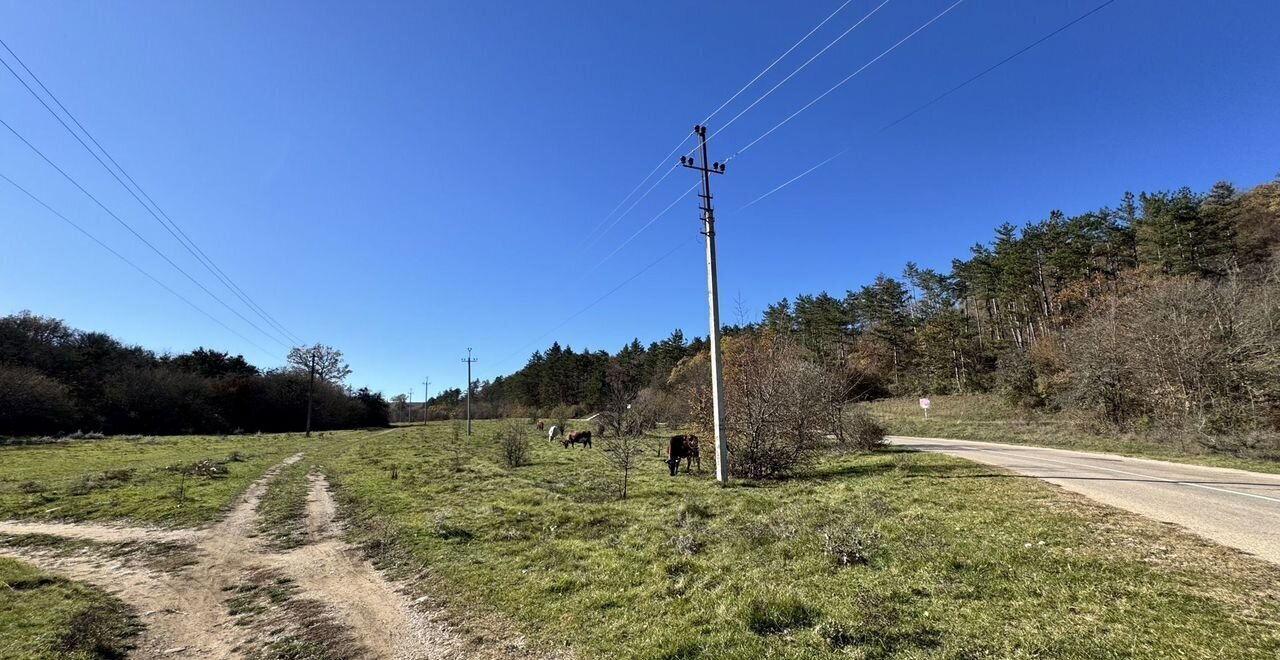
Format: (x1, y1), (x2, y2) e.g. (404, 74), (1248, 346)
(256, 458), (315, 550)
(318, 422), (1280, 659)
(0, 557), (137, 660)
(0, 432), (324, 526)
(866, 394), (1280, 474)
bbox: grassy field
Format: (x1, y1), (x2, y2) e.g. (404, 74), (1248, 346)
(0, 557), (136, 660)
(319, 422), (1280, 659)
(865, 394), (1280, 474)
(0, 432), (321, 526)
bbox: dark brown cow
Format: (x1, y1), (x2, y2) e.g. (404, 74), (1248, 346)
(564, 430), (592, 449)
(666, 434), (700, 476)
(536, 421), (545, 431)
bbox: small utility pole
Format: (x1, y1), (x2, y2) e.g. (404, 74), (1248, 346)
(680, 124), (729, 484)
(409, 388), (414, 424)
(461, 348), (478, 436)
(423, 376), (430, 424)
(304, 349), (317, 437)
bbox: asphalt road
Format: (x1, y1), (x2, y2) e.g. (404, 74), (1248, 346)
(888, 435), (1280, 565)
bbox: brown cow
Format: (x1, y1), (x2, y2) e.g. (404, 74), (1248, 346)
(666, 434), (700, 476)
(536, 421), (545, 431)
(564, 430), (592, 449)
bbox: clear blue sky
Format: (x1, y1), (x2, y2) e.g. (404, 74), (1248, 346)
(2, 0), (1278, 398)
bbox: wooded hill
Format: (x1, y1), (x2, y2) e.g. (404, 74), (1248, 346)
(471, 177), (1279, 447)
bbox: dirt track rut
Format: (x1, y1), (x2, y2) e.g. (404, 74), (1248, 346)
(0, 447), (480, 659)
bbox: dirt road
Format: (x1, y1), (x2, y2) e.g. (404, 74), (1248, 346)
(0, 449), (524, 659)
(889, 435), (1280, 564)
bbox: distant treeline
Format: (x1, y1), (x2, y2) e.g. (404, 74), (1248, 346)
(419, 329), (726, 422)
(0, 314), (389, 437)
(469, 178), (1279, 449)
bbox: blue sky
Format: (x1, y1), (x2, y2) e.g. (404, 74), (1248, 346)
(2, 0), (1278, 398)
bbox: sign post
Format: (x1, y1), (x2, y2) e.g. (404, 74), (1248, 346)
(919, 397), (931, 420)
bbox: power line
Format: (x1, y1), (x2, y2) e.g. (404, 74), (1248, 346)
(882, 0), (1118, 131)
(0, 116), (292, 350)
(590, 0), (955, 269)
(582, 136), (692, 247)
(591, 180), (701, 271)
(728, 0), (969, 162)
(0, 38), (304, 346)
(491, 237), (700, 371)
(586, 0), (876, 249)
(737, 0), (1119, 212)
(584, 163), (682, 250)
(0, 171), (276, 358)
(706, 0), (893, 144)
(701, 0), (861, 126)
(736, 149), (848, 212)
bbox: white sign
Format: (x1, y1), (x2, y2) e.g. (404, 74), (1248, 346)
(919, 398), (931, 410)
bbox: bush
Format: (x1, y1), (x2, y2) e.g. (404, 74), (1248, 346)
(837, 408), (887, 451)
(686, 331), (846, 479)
(496, 421), (531, 468)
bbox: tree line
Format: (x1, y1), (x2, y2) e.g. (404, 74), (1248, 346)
(0, 312), (389, 437)
(468, 177), (1278, 450)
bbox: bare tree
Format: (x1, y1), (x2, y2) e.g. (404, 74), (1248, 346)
(601, 433), (645, 499)
(286, 344), (352, 437)
(600, 366), (638, 439)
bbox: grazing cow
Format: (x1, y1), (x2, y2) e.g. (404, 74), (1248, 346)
(666, 434), (700, 476)
(548, 425), (561, 442)
(536, 421), (545, 431)
(564, 430), (592, 449)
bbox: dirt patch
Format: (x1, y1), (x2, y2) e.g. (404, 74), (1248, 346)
(0, 453), (304, 659)
(305, 471), (338, 543)
(273, 474), (464, 659)
(0, 521), (199, 545)
(1, 437), (540, 659)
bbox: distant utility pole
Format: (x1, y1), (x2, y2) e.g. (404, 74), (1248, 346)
(422, 376), (430, 424)
(680, 124), (729, 484)
(409, 388), (414, 424)
(461, 348), (478, 436)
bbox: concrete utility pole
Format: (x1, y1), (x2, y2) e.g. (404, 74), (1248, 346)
(461, 349), (478, 436)
(680, 124), (729, 484)
(422, 376), (430, 424)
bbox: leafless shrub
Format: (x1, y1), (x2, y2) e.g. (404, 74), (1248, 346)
(1063, 273), (1280, 450)
(495, 420), (531, 468)
(684, 331), (847, 479)
(601, 434), (645, 499)
(834, 408), (887, 452)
